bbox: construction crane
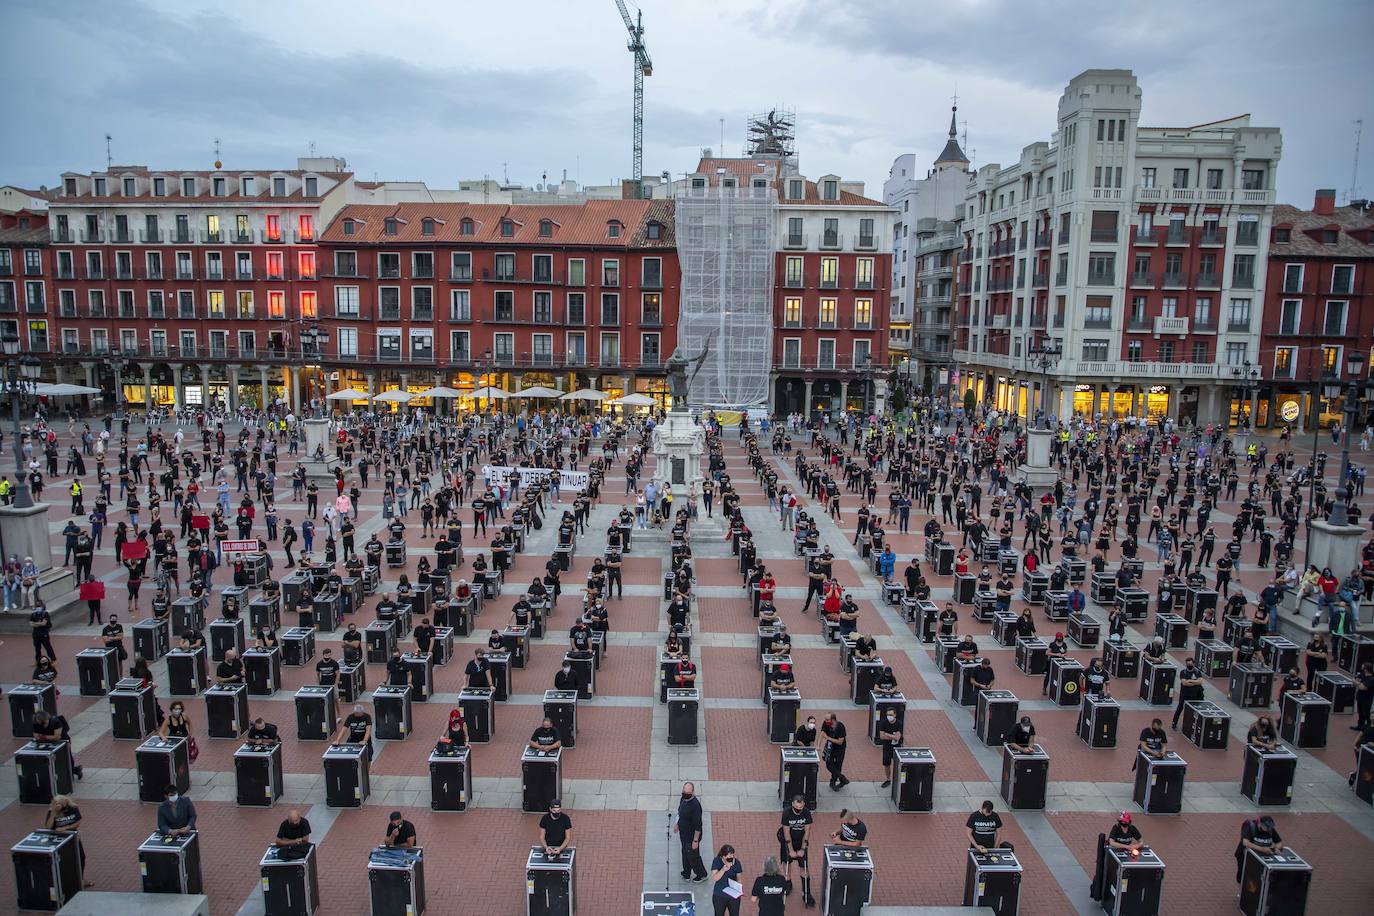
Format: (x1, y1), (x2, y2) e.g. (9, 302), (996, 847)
(614, 0), (652, 197)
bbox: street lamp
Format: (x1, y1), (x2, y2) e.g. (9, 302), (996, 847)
(1, 333), (42, 510)
(1230, 360), (1261, 430)
(108, 347), (127, 411)
(1328, 351), (1366, 525)
(298, 323), (330, 419)
(1027, 340), (1062, 430)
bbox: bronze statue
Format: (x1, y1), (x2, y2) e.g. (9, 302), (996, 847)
(664, 332), (714, 408)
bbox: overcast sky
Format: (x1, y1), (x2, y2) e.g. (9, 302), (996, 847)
(3, 0), (1371, 206)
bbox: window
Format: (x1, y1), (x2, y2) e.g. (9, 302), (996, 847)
(1235, 219), (1259, 247)
(1283, 264), (1303, 293)
(640, 332), (661, 366)
(267, 291), (285, 320)
(1126, 340), (1143, 361)
(788, 179), (803, 200)
(421, 218), (435, 236)
(236, 291), (254, 319)
(61, 328), (78, 353)
(412, 287), (434, 321)
(817, 339), (836, 369)
(236, 329), (256, 358)
(298, 252), (316, 280)
(1081, 339), (1109, 361)
(1274, 346), (1296, 379)
(822, 218), (839, 247)
(375, 287), (400, 321)
(1232, 254), (1255, 287)
(782, 338), (801, 368)
(177, 291), (195, 319)
(384, 218), (398, 236)
(1171, 168), (1189, 189)
(182, 177), (196, 196)
(602, 259), (619, 286)
(303, 176), (317, 197)
(27, 320), (47, 352)
(858, 218), (875, 247)
(450, 289), (471, 321)
(1194, 297), (1212, 325)
(646, 221), (662, 240)
(822, 180), (838, 200)
(820, 257), (839, 288)
(334, 252), (357, 277)
(600, 293), (620, 325)
(599, 332), (620, 365)
(450, 252), (473, 281)
(116, 289), (134, 318)
(500, 219), (515, 238)
(642, 257), (662, 288)
(785, 256), (803, 286)
(1159, 340), (1175, 362)
(266, 252), (284, 281)
(1140, 167), (1156, 188)
(1278, 299), (1300, 335)
(271, 177), (286, 197)
(265, 214), (281, 242)
(819, 298), (837, 328)
(854, 298), (872, 329)
(343, 219), (355, 236)
(1276, 227), (1291, 243)
(566, 331), (586, 365)
(24, 282), (44, 313)
(853, 339), (872, 369)
(1086, 252), (1115, 285)
(1191, 342), (1208, 363)
(147, 290), (164, 319)
(1084, 296), (1113, 327)
(533, 291), (552, 324)
(1206, 168), (1224, 190)
(378, 253), (400, 279)
(1242, 169), (1264, 190)
(450, 330), (471, 362)
(494, 291), (514, 322)
(59, 290), (75, 318)
(153, 177), (165, 196)
(641, 292), (661, 325)
(378, 330), (402, 361)
(1324, 300), (1348, 336)
(336, 327), (358, 357)
(23, 249), (41, 276)
(91, 328), (108, 354)
(606, 221), (621, 239)
(566, 292), (585, 325)
(783, 297), (801, 327)
(787, 217), (804, 246)
(568, 259), (585, 287)
(536, 219), (553, 239)
(495, 253), (516, 281)
(1228, 298), (1251, 331)
(1138, 212), (1154, 236)
(1090, 210), (1118, 243)
(234, 251), (251, 280)
(460, 218), (474, 236)
(335, 286), (360, 317)
(1321, 345), (1342, 375)
(412, 252), (434, 279)
(1332, 265), (1355, 294)
(1160, 296), (1179, 318)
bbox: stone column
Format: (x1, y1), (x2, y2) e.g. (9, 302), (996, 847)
(171, 364), (184, 411)
(259, 367), (271, 411)
(365, 372), (376, 403)
(840, 380), (850, 413)
(140, 363), (153, 409)
(199, 365), (211, 409)
(288, 367), (301, 414)
(1110, 384), (1121, 419)
(804, 379), (814, 418)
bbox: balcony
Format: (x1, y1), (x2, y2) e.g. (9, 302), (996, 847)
(175, 269), (195, 281)
(1028, 311), (1047, 329)
(115, 267), (135, 280)
(783, 233), (808, 250)
(170, 230), (194, 244)
(1154, 316), (1189, 336)
(1127, 317), (1150, 332)
(81, 230), (104, 243)
(1058, 229), (1070, 246)
(262, 231), (285, 244)
(856, 235), (877, 250)
(1165, 229), (1189, 246)
(84, 268), (104, 280)
(1193, 319), (1218, 333)
(55, 267), (74, 280)
(1034, 232), (1051, 248)
(820, 232), (843, 250)
(205, 269), (224, 282)
(1235, 229), (1259, 248)
(990, 313), (1011, 329)
(111, 228), (133, 243)
(1227, 317), (1252, 332)
(1200, 229), (1225, 246)
(1135, 187), (1275, 206)
(1232, 273), (1255, 290)
(53, 228), (73, 243)
(1084, 317), (1113, 329)
(202, 230), (223, 244)
(1064, 358), (1226, 380)
(1086, 270), (1115, 286)
(1161, 272), (1186, 288)
(1196, 271), (1220, 289)
(447, 270), (472, 283)
(1055, 271), (1068, 287)
(1089, 229), (1118, 243)
(233, 231), (254, 244)
(1130, 271), (1155, 288)
(140, 229), (162, 243)
(293, 230), (315, 244)
(235, 270), (254, 281)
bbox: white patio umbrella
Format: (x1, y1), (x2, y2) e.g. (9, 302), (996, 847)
(515, 385), (563, 399)
(373, 389), (415, 403)
(35, 383), (102, 396)
(560, 388), (609, 401)
(326, 387), (370, 400)
(470, 386), (512, 400)
(417, 386), (461, 398)
(610, 392), (656, 407)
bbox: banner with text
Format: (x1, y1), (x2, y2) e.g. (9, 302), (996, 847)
(482, 465), (589, 492)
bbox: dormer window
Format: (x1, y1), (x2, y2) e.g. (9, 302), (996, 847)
(305, 177), (318, 197)
(421, 218), (435, 236)
(822, 179), (839, 200)
(646, 221), (662, 240)
(63, 178), (76, 196)
(153, 177), (165, 196)
(607, 221), (622, 239)
(1275, 228), (1291, 243)
(242, 177), (255, 195)
(788, 179), (803, 200)
(384, 218), (398, 236)
(272, 176), (286, 197)
(213, 177), (226, 197)
(460, 218), (475, 236)
(722, 178), (735, 189)
(1323, 229), (1338, 244)
(539, 219), (553, 238)
(342, 219), (355, 236)
(122, 177), (136, 197)
(93, 178), (106, 196)
(500, 219), (515, 238)
(182, 177), (196, 197)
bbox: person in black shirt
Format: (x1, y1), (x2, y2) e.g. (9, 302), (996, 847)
(777, 794), (814, 902)
(247, 718), (279, 746)
(1007, 716), (1036, 754)
(877, 708), (903, 788)
(275, 808), (312, 859)
(791, 716), (818, 747)
(553, 661), (580, 692)
(674, 782), (707, 882)
(528, 718), (562, 752)
(830, 809), (867, 847)
(337, 704), (373, 755)
(214, 649), (244, 685)
(45, 796), (88, 876)
(750, 857), (788, 915)
(341, 623), (363, 665)
(33, 711), (83, 779)
(1043, 633), (1068, 694)
(851, 634), (878, 661)
(1107, 812), (1142, 850)
(30, 606), (55, 663)
(1137, 718), (1168, 766)
(98, 617), (128, 669)
(384, 811), (417, 848)
(413, 618), (436, 655)
(1235, 815), (1283, 881)
(822, 713), (848, 789)
(464, 650), (491, 688)
(768, 663), (796, 692)
(966, 800), (1005, 852)
(315, 648), (340, 686)
(538, 800), (573, 856)
(1247, 715), (1279, 751)
(1173, 658), (1205, 729)
(1083, 658), (1110, 696)
(385, 649), (408, 687)
(970, 657), (996, 693)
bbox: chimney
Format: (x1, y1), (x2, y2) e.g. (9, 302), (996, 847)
(1314, 188), (1336, 216)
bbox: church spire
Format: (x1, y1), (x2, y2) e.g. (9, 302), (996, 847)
(935, 102), (969, 167)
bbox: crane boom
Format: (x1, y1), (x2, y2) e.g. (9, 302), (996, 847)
(614, 0), (651, 191)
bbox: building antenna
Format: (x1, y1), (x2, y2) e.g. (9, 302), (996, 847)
(503, 162), (509, 186)
(105, 133), (112, 170)
(719, 118), (724, 158)
(1349, 119), (1364, 204)
(213, 137), (222, 167)
(309, 140), (316, 158)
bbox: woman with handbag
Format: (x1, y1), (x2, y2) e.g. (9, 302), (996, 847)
(159, 701), (198, 763)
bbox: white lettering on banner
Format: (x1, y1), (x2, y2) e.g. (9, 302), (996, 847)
(221, 539), (260, 554)
(482, 465), (589, 491)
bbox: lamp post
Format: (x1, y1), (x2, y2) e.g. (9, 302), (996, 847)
(1, 333), (42, 510)
(1328, 352), (1366, 526)
(298, 323), (330, 419)
(108, 347), (127, 411)
(1026, 340), (1062, 430)
(1230, 360), (1261, 429)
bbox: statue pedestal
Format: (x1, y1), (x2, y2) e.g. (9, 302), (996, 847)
(1232, 428), (1252, 458)
(1309, 518), (1364, 578)
(1017, 427), (1058, 497)
(0, 502), (75, 610)
(301, 418), (341, 480)
(652, 411), (705, 496)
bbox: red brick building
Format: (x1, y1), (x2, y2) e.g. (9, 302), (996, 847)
(0, 206), (51, 351)
(1258, 190), (1374, 429)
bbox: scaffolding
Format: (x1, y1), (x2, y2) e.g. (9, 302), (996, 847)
(673, 185), (775, 409)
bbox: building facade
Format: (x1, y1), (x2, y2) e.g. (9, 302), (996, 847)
(954, 69), (1282, 426)
(0, 205), (51, 351)
(1258, 191), (1374, 429)
(884, 110), (969, 382)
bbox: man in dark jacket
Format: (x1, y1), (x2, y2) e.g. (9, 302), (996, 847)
(156, 785), (197, 836)
(673, 781), (707, 881)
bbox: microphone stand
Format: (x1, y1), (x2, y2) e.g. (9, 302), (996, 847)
(665, 806), (672, 891)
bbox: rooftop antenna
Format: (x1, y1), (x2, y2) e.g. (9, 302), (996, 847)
(1349, 119), (1364, 204)
(104, 133), (112, 170)
(719, 118), (724, 159)
(213, 137), (222, 169)
(309, 140), (316, 157)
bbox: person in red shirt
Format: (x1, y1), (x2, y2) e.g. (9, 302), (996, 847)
(758, 570), (776, 604)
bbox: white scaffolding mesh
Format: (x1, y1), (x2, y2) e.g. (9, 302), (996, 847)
(674, 186), (775, 409)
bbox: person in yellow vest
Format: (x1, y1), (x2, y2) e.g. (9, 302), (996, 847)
(70, 481), (84, 514)
(0, 477), (12, 506)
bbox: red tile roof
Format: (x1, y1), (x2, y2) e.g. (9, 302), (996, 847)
(691, 158), (887, 208)
(1271, 204), (1374, 259)
(320, 199), (675, 248)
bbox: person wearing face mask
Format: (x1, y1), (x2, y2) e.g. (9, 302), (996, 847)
(157, 784), (197, 837)
(1043, 632), (1068, 694)
(791, 715), (818, 747)
(553, 659), (580, 693)
(1006, 715), (1036, 754)
(674, 781), (707, 882)
(877, 708), (904, 789)
(1090, 812), (1143, 900)
(777, 794), (815, 904)
(337, 703), (373, 758)
(159, 702), (193, 740)
(97, 615), (128, 672)
(1247, 715), (1279, 752)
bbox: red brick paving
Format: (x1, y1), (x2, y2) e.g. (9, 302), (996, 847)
(1047, 811), (1374, 915)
